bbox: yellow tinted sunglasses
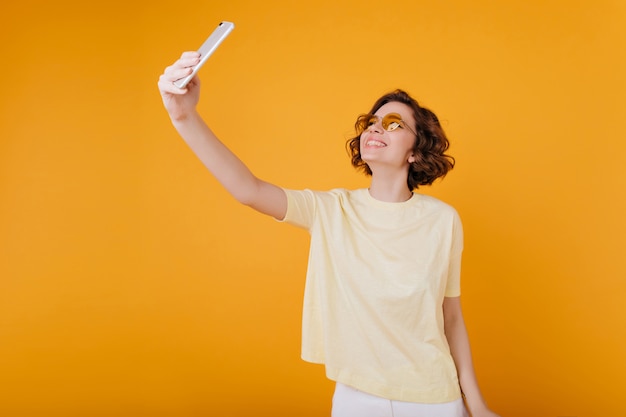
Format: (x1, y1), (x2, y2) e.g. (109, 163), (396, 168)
(357, 113), (416, 135)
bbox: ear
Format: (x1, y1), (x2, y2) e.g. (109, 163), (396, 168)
(408, 153), (416, 164)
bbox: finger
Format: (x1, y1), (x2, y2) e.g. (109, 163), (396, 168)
(158, 73), (188, 94)
(167, 56), (200, 73)
(178, 51), (201, 68)
(163, 65), (194, 82)
(177, 56), (201, 69)
(180, 51), (201, 60)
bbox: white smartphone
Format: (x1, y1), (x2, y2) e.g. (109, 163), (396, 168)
(173, 21), (235, 89)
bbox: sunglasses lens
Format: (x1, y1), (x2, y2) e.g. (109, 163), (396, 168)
(358, 113), (411, 133)
(382, 114), (402, 131)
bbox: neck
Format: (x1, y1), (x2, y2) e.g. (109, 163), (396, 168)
(368, 173), (413, 203)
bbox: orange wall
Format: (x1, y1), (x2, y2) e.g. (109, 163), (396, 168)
(1, 1), (625, 416)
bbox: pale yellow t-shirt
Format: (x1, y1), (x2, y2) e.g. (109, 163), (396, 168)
(282, 188), (463, 403)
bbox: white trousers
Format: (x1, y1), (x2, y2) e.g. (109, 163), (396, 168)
(331, 383), (469, 417)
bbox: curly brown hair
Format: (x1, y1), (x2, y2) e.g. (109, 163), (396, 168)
(346, 89), (455, 190)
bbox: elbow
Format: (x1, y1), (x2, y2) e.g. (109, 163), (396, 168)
(232, 190), (256, 207)
(230, 179), (262, 207)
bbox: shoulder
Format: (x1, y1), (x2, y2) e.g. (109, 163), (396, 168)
(417, 194), (457, 212)
(288, 187), (363, 200)
(283, 188), (363, 206)
(416, 194), (462, 222)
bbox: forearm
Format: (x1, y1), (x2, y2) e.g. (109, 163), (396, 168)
(171, 111), (262, 205)
(443, 297), (492, 415)
(446, 319), (486, 412)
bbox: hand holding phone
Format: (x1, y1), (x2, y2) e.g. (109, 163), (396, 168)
(173, 21), (235, 89)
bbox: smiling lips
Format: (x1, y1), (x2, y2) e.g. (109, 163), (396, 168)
(365, 138), (387, 147)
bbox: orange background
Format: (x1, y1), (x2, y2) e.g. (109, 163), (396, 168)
(1, 1), (625, 416)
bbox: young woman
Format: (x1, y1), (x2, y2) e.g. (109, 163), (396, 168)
(158, 51), (501, 417)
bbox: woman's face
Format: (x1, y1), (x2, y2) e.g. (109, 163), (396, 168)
(359, 101), (417, 171)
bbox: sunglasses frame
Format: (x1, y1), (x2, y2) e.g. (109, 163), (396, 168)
(357, 112), (416, 136)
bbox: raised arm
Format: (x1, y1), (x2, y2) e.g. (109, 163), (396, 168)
(443, 296), (501, 417)
(158, 52), (287, 220)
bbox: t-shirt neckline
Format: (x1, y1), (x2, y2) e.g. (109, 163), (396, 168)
(361, 188), (419, 210)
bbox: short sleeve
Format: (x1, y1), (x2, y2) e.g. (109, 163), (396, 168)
(444, 210), (464, 297)
(279, 189), (318, 230)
